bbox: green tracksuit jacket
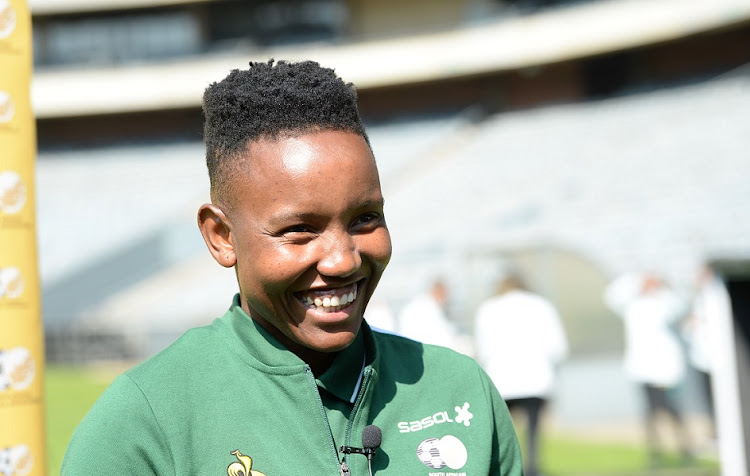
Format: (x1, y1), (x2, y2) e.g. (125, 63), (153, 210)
(62, 296), (523, 475)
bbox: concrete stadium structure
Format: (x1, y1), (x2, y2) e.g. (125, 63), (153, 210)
(23, 0), (750, 472)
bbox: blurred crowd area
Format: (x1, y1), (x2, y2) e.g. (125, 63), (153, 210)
(377, 264), (739, 475)
(14, 0), (750, 474)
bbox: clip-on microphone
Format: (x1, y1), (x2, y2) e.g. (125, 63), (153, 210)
(341, 425), (382, 476)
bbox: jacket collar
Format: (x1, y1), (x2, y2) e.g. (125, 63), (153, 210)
(220, 294), (378, 402)
(316, 330), (366, 403)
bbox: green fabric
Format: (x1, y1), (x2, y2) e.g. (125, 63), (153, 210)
(316, 330), (364, 448)
(62, 295), (523, 475)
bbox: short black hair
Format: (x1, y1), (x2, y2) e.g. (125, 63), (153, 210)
(202, 59), (368, 204)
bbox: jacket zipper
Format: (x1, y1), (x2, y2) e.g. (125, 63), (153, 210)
(305, 366), (349, 475)
(305, 365), (373, 475)
(344, 368), (371, 452)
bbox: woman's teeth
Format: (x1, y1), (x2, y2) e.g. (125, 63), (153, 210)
(303, 289), (357, 312)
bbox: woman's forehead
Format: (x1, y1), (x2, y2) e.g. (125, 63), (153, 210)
(246, 131), (376, 178)
(230, 130), (382, 208)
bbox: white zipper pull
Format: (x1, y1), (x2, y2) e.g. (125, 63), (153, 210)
(339, 461), (351, 476)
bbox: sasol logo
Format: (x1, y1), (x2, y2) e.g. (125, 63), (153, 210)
(0, 267), (24, 300)
(0, 444), (33, 476)
(0, 347), (35, 392)
(0, 91), (14, 124)
(0, 171), (26, 214)
(0, 0), (17, 40)
(398, 410), (454, 433)
(397, 402), (473, 433)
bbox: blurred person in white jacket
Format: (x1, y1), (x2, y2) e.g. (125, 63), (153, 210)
(398, 279), (473, 355)
(683, 264), (731, 440)
(604, 271), (693, 465)
(474, 273), (568, 476)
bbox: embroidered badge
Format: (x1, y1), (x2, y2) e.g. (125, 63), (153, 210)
(416, 435), (468, 470)
(227, 449), (267, 476)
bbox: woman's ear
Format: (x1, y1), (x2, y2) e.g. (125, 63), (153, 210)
(197, 203), (236, 268)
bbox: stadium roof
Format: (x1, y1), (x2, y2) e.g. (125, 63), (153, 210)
(32, 0), (750, 118)
(29, 0), (212, 15)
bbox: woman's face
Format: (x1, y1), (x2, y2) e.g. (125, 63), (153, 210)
(222, 130), (392, 361)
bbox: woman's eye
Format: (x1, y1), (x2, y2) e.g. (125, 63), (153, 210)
(353, 213), (380, 229)
(284, 225), (311, 234)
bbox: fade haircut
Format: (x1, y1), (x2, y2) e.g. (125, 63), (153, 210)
(202, 59), (368, 205)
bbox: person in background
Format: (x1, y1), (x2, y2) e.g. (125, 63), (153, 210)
(604, 271), (694, 466)
(683, 264), (731, 444)
(398, 279), (473, 355)
(474, 272), (568, 476)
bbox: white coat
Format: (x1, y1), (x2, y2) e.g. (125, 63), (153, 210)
(474, 290), (568, 400)
(604, 273), (686, 387)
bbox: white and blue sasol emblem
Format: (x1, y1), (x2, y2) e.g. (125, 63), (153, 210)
(416, 435), (467, 470)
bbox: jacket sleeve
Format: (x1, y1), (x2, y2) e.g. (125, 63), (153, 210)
(61, 374), (174, 475)
(479, 366), (524, 476)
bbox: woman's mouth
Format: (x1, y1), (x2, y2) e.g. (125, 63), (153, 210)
(295, 282), (359, 313)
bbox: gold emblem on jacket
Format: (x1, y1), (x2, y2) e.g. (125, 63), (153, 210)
(227, 449), (266, 476)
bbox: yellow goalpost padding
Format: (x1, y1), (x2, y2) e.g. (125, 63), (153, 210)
(0, 1), (47, 474)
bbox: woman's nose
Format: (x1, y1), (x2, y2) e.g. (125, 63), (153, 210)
(317, 232), (361, 277)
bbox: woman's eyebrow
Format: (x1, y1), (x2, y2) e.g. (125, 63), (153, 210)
(355, 198), (385, 209)
(269, 210), (322, 224)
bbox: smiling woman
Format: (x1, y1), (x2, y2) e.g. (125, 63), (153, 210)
(61, 59), (524, 476)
